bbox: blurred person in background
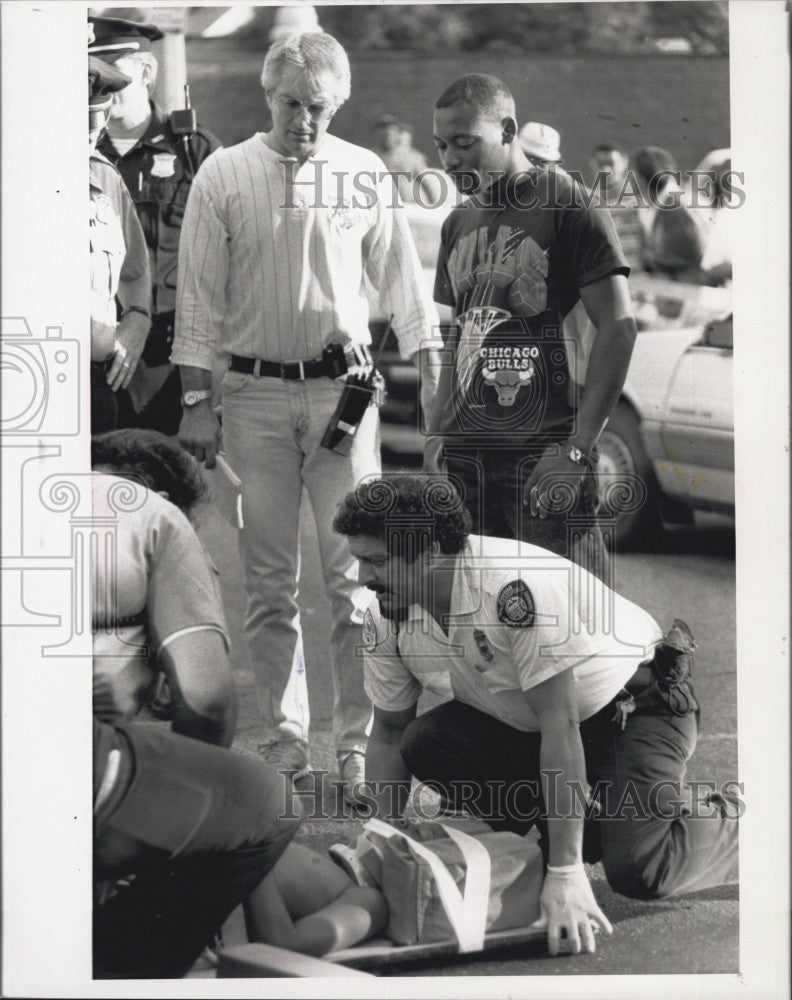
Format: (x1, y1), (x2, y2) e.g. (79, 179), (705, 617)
(89, 56), (151, 433)
(172, 31), (440, 801)
(371, 112), (444, 206)
(90, 14), (222, 436)
(632, 145), (707, 282)
(589, 142), (643, 270)
(690, 148), (733, 287)
(518, 121), (564, 170)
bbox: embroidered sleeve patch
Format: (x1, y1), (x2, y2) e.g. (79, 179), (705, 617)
(497, 580), (535, 627)
(362, 608), (379, 651)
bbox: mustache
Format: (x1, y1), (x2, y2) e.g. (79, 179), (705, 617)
(366, 582), (390, 595)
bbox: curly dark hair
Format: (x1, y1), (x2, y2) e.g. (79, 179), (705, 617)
(333, 475), (472, 560)
(91, 429), (209, 516)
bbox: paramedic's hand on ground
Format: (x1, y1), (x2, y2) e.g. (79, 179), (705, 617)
(530, 865), (613, 955)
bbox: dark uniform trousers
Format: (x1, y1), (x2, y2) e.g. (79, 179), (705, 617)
(91, 360), (118, 433)
(99, 104), (221, 436)
(400, 676), (738, 900)
(93, 720), (300, 978)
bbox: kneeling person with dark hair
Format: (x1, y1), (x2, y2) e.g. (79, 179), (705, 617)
(91, 436), (232, 739)
(333, 475), (738, 956)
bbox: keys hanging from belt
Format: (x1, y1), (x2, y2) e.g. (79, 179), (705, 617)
(611, 689), (636, 730)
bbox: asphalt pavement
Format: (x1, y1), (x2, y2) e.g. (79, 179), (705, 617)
(197, 498), (738, 979)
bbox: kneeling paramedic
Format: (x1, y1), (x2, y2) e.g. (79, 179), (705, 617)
(332, 474), (739, 956)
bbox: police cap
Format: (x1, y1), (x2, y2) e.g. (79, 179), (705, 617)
(89, 55), (132, 110)
(88, 16), (164, 57)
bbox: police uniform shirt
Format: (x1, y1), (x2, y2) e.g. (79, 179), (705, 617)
(362, 534), (663, 731)
(91, 473), (229, 719)
(89, 152), (150, 360)
(97, 101), (221, 322)
(90, 160), (127, 360)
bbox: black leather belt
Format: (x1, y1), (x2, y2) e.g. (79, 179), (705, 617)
(229, 354), (332, 380)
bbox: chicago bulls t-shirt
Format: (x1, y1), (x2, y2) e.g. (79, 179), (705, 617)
(433, 169), (629, 444)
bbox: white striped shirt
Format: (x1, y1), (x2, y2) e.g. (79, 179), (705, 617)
(172, 132), (439, 368)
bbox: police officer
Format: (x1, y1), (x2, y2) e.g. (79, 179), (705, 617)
(89, 15), (221, 435)
(89, 56), (151, 432)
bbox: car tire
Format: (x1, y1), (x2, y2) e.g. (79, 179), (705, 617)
(597, 403), (663, 549)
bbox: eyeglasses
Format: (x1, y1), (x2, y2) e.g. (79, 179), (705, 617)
(274, 94), (336, 123)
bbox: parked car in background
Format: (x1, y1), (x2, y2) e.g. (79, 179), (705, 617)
(369, 202), (734, 548)
(597, 312), (734, 546)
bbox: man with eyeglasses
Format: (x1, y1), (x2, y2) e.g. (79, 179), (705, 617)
(172, 31), (440, 801)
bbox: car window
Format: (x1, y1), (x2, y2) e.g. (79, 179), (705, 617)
(703, 316), (733, 350)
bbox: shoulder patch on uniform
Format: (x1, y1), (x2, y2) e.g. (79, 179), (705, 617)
(497, 580), (535, 628)
(362, 608), (379, 651)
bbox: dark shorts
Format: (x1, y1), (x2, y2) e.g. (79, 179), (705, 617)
(94, 721), (300, 978)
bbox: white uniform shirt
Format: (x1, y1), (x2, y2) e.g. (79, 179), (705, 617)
(363, 535), (663, 731)
(172, 133), (439, 368)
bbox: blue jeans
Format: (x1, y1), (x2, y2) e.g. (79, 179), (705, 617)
(221, 371), (378, 751)
(400, 690), (738, 900)
(94, 720), (300, 977)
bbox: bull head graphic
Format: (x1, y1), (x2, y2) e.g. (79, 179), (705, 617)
(481, 365), (534, 406)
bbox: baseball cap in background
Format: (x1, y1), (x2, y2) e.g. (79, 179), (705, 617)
(89, 55), (132, 110)
(518, 121), (563, 163)
(88, 15), (164, 57)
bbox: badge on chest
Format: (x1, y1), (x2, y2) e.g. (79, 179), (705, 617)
(150, 152), (177, 178)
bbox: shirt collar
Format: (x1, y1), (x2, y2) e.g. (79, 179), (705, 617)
(397, 541), (481, 627)
(138, 101), (171, 150)
(99, 101), (170, 156)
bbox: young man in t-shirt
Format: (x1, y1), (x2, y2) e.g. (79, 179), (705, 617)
(428, 75), (637, 580)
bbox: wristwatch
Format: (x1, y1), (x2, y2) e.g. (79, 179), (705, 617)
(565, 443), (592, 467)
(181, 389), (213, 407)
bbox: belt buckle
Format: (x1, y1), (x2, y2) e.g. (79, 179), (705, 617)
(281, 360), (305, 381)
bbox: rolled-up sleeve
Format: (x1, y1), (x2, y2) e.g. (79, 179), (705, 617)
(363, 171), (439, 361)
(361, 603), (422, 712)
(172, 161), (230, 370)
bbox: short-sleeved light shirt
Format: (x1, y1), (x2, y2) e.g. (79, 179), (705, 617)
(363, 534), (662, 731)
(91, 473), (229, 719)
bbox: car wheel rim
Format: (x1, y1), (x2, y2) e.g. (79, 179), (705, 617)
(597, 430), (638, 508)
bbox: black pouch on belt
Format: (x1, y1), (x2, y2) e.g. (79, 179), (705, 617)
(321, 374), (375, 456)
(142, 311), (176, 367)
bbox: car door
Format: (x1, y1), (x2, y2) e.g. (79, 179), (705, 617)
(656, 316), (734, 511)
